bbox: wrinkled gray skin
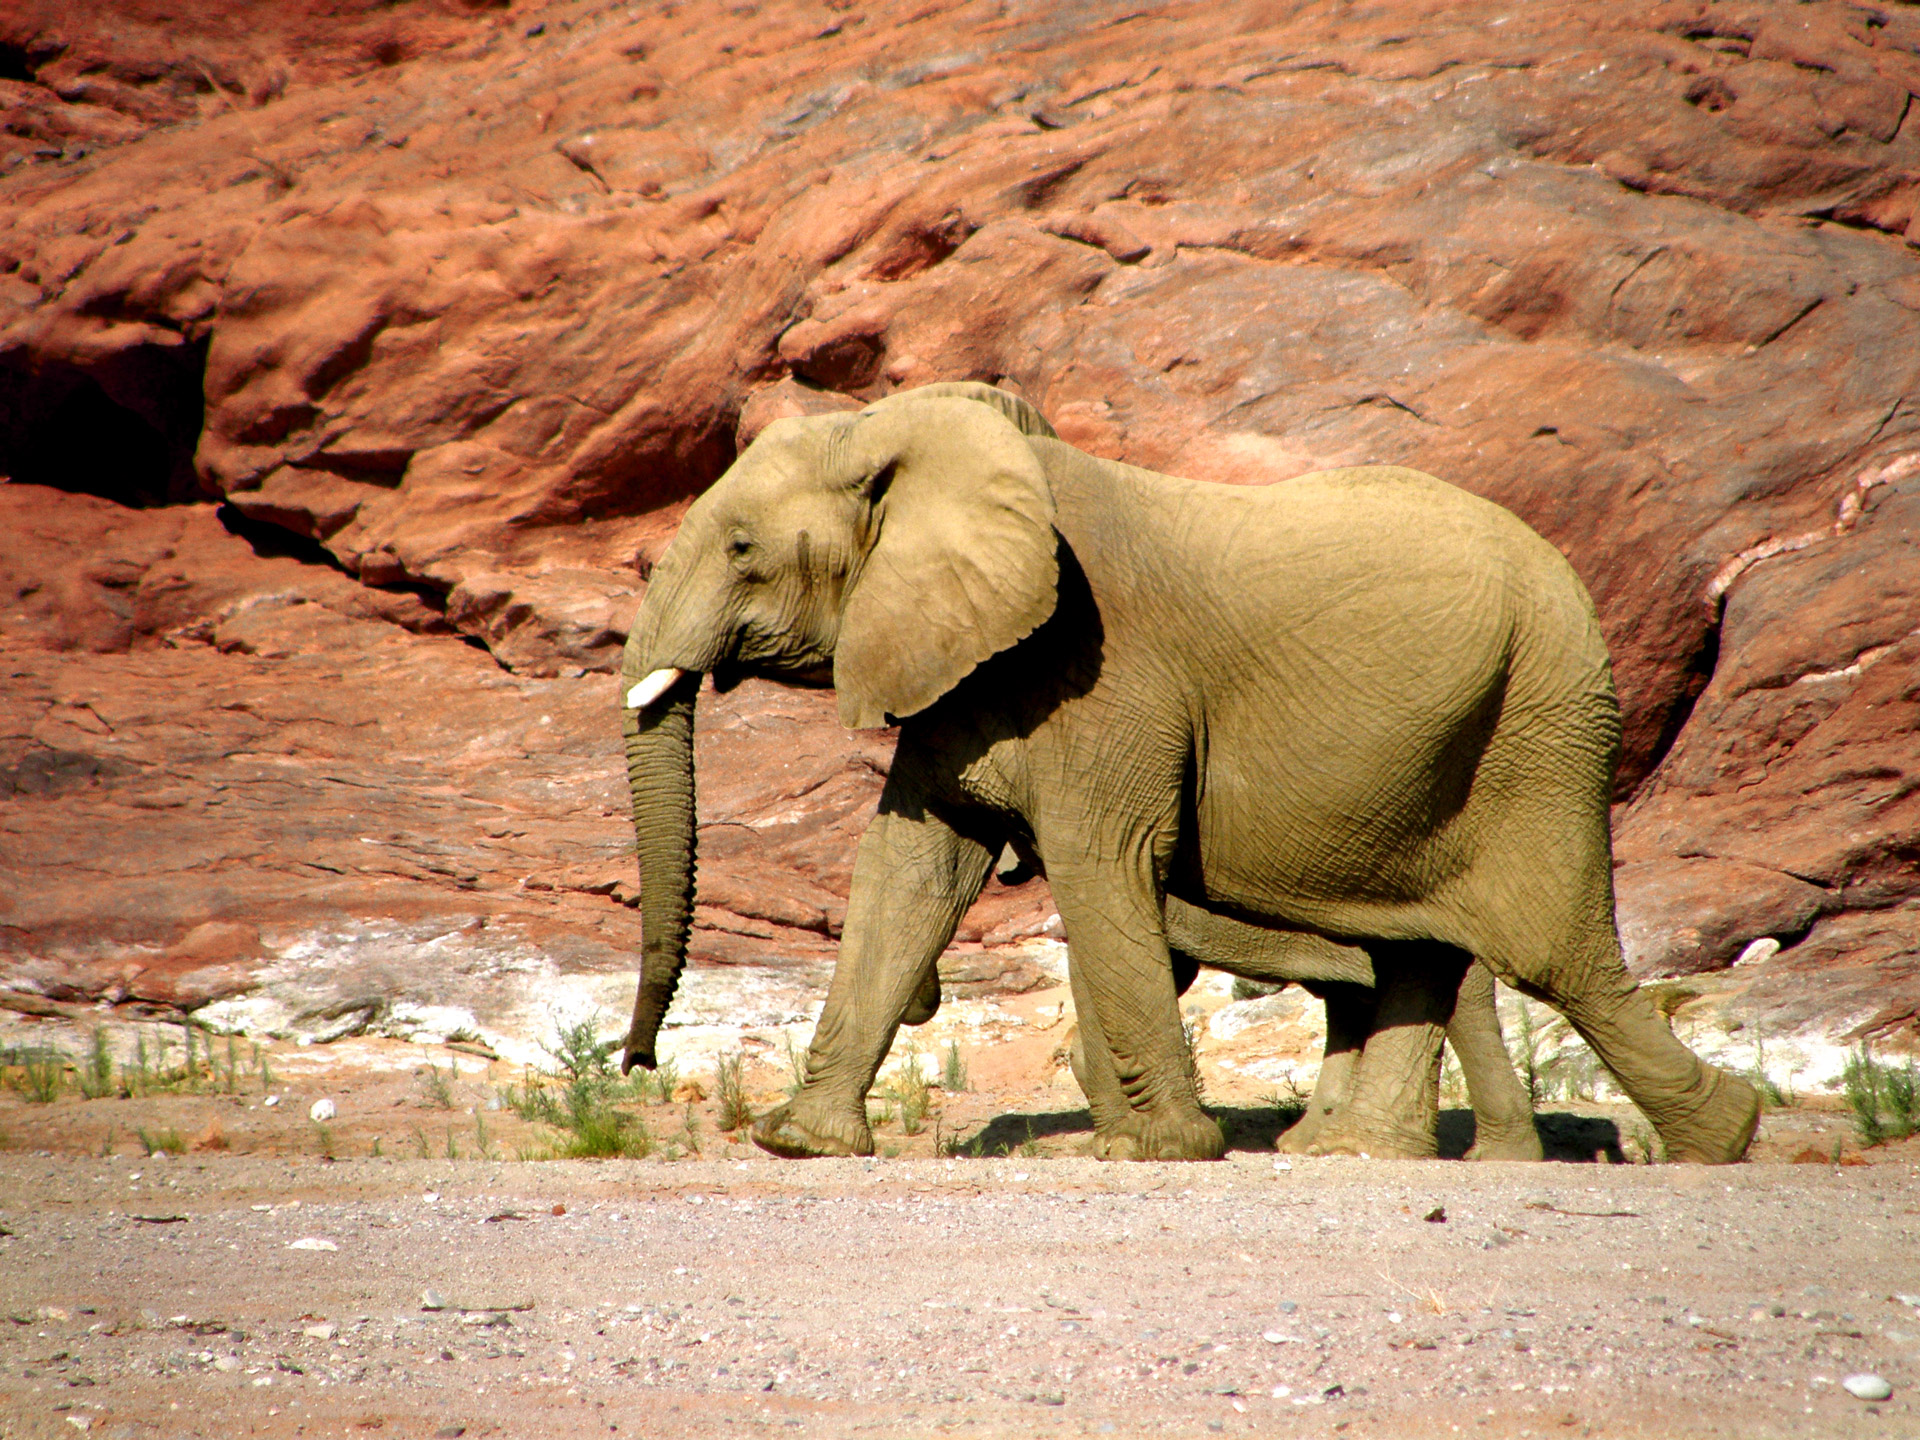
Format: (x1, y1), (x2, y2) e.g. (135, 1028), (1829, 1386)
(618, 382), (1760, 1163)
(995, 844), (1542, 1161)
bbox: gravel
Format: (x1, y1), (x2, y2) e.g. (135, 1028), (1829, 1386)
(0, 1153), (1915, 1437)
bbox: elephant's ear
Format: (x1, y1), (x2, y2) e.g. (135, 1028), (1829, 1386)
(865, 381), (1058, 440)
(834, 397), (1058, 729)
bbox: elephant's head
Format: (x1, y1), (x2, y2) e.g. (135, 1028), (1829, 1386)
(617, 382), (1060, 1072)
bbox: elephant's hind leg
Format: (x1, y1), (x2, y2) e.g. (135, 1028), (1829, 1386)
(1471, 878), (1759, 1165)
(1274, 984), (1373, 1155)
(1306, 945), (1468, 1160)
(1448, 961), (1543, 1162)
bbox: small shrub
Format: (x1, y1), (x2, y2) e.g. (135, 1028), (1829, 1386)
(678, 1102), (701, 1157)
(782, 1032), (809, 1099)
(544, 1016), (618, 1085)
(500, 1071), (562, 1126)
(314, 1123), (336, 1160)
(78, 1027), (115, 1100)
(1843, 1045), (1919, 1147)
(941, 1040), (969, 1093)
(1744, 1036), (1795, 1109)
(640, 1056), (680, 1106)
(8, 1046), (66, 1104)
(471, 1108), (494, 1160)
(1627, 1122), (1663, 1165)
(417, 1063), (456, 1110)
(1018, 1120), (1041, 1159)
(883, 1044), (931, 1136)
(502, 1014), (660, 1159)
(714, 1052), (751, 1132)
(555, 1106), (652, 1159)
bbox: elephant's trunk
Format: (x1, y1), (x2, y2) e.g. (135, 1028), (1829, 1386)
(620, 673), (700, 1073)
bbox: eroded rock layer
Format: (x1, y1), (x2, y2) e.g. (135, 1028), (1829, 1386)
(2, 0), (1917, 1045)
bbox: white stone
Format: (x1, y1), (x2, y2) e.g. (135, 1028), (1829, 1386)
(302, 1323), (337, 1340)
(308, 1098), (336, 1122)
(1843, 1375), (1893, 1402)
(287, 1237), (337, 1251)
(1734, 937), (1781, 967)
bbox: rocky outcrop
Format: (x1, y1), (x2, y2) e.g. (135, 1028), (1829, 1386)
(0, 482), (1056, 1034)
(2, 0), (1918, 1045)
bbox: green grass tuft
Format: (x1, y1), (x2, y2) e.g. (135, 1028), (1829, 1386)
(1843, 1045), (1918, 1147)
(136, 1125), (186, 1156)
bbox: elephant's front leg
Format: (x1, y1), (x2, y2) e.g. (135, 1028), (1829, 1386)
(753, 807), (991, 1159)
(1050, 861), (1224, 1162)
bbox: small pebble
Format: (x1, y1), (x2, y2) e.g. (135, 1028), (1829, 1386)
(1842, 1374), (1892, 1402)
(302, 1323), (337, 1340)
(308, 1098), (336, 1122)
(421, 1288), (449, 1311)
(287, 1237), (337, 1251)
(262, 1095), (280, 1108)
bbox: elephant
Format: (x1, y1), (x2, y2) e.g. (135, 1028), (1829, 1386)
(615, 380), (1761, 1164)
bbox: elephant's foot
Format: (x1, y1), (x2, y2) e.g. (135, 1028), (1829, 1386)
(1306, 1107), (1439, 1160)
(1652, 1064), (1761, 1164)
(1273, 1102), (1336, 1155)
(751, 1100), (873, 1160)
(1463, 1119), (1544, 1163)
(1092, 1105), (1225, 1162)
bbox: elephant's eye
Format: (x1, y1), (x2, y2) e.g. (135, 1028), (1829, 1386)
(726, 531), (754, 564)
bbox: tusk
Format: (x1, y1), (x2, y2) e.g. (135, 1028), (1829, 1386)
(625, 667), (687, 710)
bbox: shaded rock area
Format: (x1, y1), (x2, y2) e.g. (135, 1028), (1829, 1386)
(0, 483), (1056, 1047)
(2, 0), (1918, 1057)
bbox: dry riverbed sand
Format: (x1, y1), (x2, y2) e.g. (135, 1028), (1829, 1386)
(1, 1153), (1918, 1440)
(2, 1000), (1918, 1440)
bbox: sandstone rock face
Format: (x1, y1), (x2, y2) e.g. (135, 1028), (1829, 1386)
(2, 0), (1918, 1049)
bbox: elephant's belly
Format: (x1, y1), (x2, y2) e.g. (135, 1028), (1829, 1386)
(1186, 732), (1485, 936)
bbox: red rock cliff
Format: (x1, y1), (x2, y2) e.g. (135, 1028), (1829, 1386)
(2, 0), (1917, 1044)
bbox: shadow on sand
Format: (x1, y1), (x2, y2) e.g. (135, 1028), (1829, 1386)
(956, 1105), (1623, 1163)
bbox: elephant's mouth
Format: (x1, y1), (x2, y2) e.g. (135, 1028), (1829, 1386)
(711, 656), (835, 693)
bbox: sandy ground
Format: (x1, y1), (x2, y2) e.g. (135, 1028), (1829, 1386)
(2, 1150), (1918, 1440)
(3, 984), (1919, 1440)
